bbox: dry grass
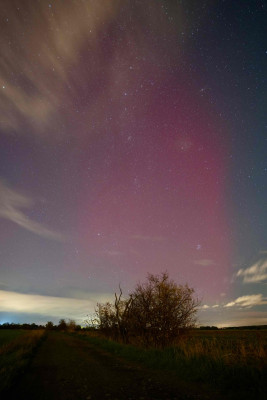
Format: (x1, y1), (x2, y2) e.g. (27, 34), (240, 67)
(174, 330), (267, 366)
(0, 330), (45, 392)
(0, 330), (26, 347)
(77, 329), (267, 398)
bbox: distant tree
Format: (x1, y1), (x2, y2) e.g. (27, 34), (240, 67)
(45, 321), (54, 330)
(58, 319), (67, 331)
(67, 319), (77, 331)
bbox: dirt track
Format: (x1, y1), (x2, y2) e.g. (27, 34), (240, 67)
(5, 332), (216, 400)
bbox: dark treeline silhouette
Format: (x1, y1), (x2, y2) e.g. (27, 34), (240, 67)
(222, 325), (267, 330)
(0, 322), (43, 330)
(198, 325), (267, 330)
(45, 319), (81, 331)
(199, 326), (219, 330)
(0, 319), (81, 331)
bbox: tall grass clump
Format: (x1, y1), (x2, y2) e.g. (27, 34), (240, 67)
(0, 330), (46, 393)
(169, 332), (267, 395)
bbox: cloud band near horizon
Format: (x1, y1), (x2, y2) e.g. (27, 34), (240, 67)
(0, 290), (113, 323)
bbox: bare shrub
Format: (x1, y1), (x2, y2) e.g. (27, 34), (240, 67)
(128, 272), (199, 347)
(96, 272), (199, 347)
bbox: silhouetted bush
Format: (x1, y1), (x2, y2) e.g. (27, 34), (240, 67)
(96, 271), (200, 348)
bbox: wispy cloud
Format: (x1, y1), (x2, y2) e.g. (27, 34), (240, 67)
(194, 259), (215, 267)
(224, 294), (267, 308)
(200, 304), (219, 310)
(199, 309), (267, 328)
(0, 2), (119, 136)
(237, 259), (267, 283)
(0, 181), (64, 241)
(0, 290), (112, 322)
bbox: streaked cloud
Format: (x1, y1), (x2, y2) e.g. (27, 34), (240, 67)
(194, 259), (215, 267)
(199, 300), (267, 327)
(237, 259), (267, 283)
(0, 181), (64, 241)
(216, 314), (267, 328)
(0, 1), (182, 139)
(199, 309), (267, 328)
(224, 294), (267, 308)
(0, 290), (112, 322)
(0, 1), (119, 136)
(201, 304), (219, 310)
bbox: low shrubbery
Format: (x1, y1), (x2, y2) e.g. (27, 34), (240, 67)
(95, 272), (199, 347)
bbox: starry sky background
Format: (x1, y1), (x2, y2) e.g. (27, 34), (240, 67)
(0, 0), (266, 327)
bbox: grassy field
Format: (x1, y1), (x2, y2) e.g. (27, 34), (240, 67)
(1, 329), (266, 399)
(75, 329), (267, 399)
(0, 329), (46, 392)
(0, 329), (26, 346)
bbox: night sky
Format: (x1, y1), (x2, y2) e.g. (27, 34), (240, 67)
(0, 0), (266, 327)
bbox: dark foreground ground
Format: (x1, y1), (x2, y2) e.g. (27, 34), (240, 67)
(4, 332), (220, 400)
